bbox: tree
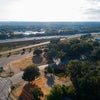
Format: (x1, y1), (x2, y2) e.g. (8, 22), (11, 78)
(22, 48), (25, 52)
(47, 85), (73, 100)
(30, 85), (43, 100)
(47, 85), (65, 100)
(70, 39), (80, 44)
(45, 66), (54, 74)
(46, 49), (58, 60)
(21, 48), (26, 55)
(58, 51), (66, 61)
(93, 41), (100, 47)
(22, 65), (40, 83)
(80, 34), (92, 40)
(7, 52), (11, 57)
(67, 60), (82, 78)
(33, 49), (42, 56)
(91, 48), (100, 61)
(50, 39), (60, 44)
(67, 60), (100, 100)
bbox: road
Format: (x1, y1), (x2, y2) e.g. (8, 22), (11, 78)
(0, 32), (100, 44)
(0, 34), (84, 55)
(0, 41), (50, 55)
(0, 34), (83, 44)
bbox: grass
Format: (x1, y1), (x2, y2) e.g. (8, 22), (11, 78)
(13, 77), (50, 100)
(10, 54), (47, 73)
(13, 75), (71, 100)
(0, 45), (45, 58)
(0, 39), (46, 52)
(0, 38), (52, 53)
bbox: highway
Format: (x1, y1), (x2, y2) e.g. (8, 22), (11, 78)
(0, 41), (50, 55)
(0, 34), (84, 55)
(0, 35), (68, 43)
(0, 32), (100, 44)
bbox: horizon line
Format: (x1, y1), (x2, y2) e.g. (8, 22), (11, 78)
(0, 21), (100, 23)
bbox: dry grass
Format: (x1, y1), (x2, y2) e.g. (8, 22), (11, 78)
(14, 77), (50, 100)
(10, 54), (47, 73)
(13, 75), (71, 100)
(59, 76), (71, 82)
(33, 77), (50, 95)
(11, 55), (33, 71)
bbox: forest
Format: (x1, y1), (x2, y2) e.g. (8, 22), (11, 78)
(44, 37), (100, 100)
(0, 22), (100, 39)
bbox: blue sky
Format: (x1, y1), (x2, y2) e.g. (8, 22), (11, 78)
(0, 0), (100, 21)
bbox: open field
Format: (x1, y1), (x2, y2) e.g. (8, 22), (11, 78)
(10, 54), (47, 72)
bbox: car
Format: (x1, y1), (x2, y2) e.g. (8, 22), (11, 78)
(0, 66), (3, 72)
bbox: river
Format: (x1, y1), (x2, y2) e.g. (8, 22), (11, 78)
(0, 32), (100, 43)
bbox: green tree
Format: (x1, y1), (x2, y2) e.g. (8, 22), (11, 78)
(47, 85), (66, 100)
(93, 41), (100, 47)
(58, 51), (66, 61)
(50, 39), (60, 44)
(45, 66), (54, 74)
(46, 49), (58, 60)
(30, 85), (43, 100)
(7, 52), (11, 57)
(67, 60), (100, 100)
(67, 60), (82, 78)
(22, 65), (40, 83)
(70, 39), (80, 44)
(91, 48), (100, 61)
(33, 49), (42, 55)
(22, 48), (25, 52)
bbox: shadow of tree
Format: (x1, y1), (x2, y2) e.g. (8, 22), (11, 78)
(18, 83), (36, 100)
(45, 74), (55, 87)
(32, 55), (43, 64)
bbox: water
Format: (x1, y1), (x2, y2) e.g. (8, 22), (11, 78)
(0, 32), (100, 43)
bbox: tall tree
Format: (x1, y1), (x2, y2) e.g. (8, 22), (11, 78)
(22, 65), (40, 83)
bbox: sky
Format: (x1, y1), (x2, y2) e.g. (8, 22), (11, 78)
(0, 0), (100, 21)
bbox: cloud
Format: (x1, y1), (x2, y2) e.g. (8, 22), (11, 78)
(0, 0), (100, 21)
(84, 8), (100, 21)
(0, 0), (16, 5)
(88, 0), (100, 2)
(81, 0), (100, 21)
(86, 8), (100, 14)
